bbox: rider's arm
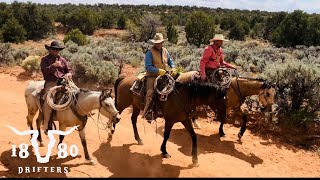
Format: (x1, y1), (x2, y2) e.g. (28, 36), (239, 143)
(145, 50), (159, 73)
(40, 57), (56, 77)
(220, 49), (235, 69)
(167, 52), (175, 69)
(199, 46), (211, 77)
(60, 57), (73, 75)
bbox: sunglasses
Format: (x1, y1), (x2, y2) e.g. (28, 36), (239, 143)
(50, 48), (62, 51)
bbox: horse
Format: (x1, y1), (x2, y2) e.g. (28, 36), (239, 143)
(176, 70), (277, 140)
(114, 74), (227, 165)
(24, 80), (121, 163)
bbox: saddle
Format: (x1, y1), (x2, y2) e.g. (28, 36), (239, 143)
(32, 80), (69, 130)
(191, 67), (233, 88)
(130, 73), (176, 120)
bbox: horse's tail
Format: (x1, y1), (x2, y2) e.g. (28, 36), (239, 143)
(114, 75), (125, 108)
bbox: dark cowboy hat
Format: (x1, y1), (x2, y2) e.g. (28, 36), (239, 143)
(45, 40), (65, 50)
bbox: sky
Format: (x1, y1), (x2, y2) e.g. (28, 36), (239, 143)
(1, 0), (320, 14)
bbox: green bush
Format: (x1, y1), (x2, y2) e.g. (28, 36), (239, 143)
(2, 17), (26, 43)
(261, 60), (320, 118)
(64, 29), (88, 46)
(166, 22), (178, 44)
(185, 11), (214, 47)
(21, 55), (41, 72)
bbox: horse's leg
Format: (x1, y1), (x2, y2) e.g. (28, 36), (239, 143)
(192, 117), (201, 129)
(161, 121), (174, 158)
(131, 104), (143, 145)
(211, 101), (227, 137)
(238, 110), (248, 140)
(78, 126), (95, 165)
(181, 119), (198, 166)
(36, 112), (44, 147)
(57, 124), (66, 147)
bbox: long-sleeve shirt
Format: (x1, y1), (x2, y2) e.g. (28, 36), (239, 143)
(145, 49), (175, 73)
(40, 54), (72, 82)
(199, 45), (233, 77)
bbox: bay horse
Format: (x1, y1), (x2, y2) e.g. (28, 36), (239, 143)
(176, 71), (277, 140)
(24, 80), (121, 163)
(114, 74), (227, 165)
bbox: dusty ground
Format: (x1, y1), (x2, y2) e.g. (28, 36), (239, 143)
(0, 66), (319, 178)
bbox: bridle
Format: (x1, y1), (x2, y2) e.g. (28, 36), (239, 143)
(98, 90), (119, 122)
(257, 86), (274, 108)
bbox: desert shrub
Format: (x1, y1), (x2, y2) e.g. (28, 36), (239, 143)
(261, 60), (320, 123)
(21, 55), (41, 72)
(63, 29), (88, 46)
(70, 53), (118, 85)
(0, 43), (15, 66)
(12, 48), (29, 62)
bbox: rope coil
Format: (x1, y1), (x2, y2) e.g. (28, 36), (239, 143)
(46, 76), (80, 111)
(154, 73), (175, 96)
(210, 68), (232, 88)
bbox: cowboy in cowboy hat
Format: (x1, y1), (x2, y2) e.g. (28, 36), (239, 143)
(40, 40), (72, 134)
(199, 34), (236, 81)
(141, 33), (177, 122)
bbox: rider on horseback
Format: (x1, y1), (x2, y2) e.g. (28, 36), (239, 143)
(40, 40), (73, 135)
(199, 34), (238, 83)
(142, 33), (177, 121)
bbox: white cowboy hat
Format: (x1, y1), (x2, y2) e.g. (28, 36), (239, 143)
(209, 34), (229, 42)
(150, 33), (167, 44)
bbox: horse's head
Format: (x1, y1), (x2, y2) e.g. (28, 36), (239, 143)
(99, 89), (121, 134)
(258, 81), (277, 112)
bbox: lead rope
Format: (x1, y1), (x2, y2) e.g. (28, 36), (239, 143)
(73, 93), (112, 143)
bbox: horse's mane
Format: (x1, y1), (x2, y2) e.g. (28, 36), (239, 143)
(175, 81), (227, 98)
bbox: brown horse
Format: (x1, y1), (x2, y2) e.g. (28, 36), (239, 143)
(176, 71), (277, 140)
(114, 75), (227, 165)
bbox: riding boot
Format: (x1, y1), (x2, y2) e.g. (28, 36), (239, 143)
(141, 96), (154, 121)
(42, 81), (57, 135)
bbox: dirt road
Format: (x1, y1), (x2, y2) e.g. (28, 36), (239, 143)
(0, 70), (319, 178)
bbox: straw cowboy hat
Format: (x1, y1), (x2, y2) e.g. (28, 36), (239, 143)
(150, 33), (167, 44)
(209, 34), (229, 42)
(45, 40), (65, 50)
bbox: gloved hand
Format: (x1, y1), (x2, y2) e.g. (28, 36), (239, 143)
(158, 68), (166, 76)
(171, 68), (177, 76)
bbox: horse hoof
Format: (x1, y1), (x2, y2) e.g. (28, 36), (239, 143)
(86, 159), (96, 166)
(162, 153), (171, 158)
(39, 142), (44, 147)
(192, 158), (199, 167)
(137, 141), (144, 145)
(192, 162), (199, 167)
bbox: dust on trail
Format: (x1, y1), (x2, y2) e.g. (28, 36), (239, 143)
(0, 71), (319, 178)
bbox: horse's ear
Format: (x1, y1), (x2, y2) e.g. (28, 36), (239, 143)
(104, 88), (111, 97)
